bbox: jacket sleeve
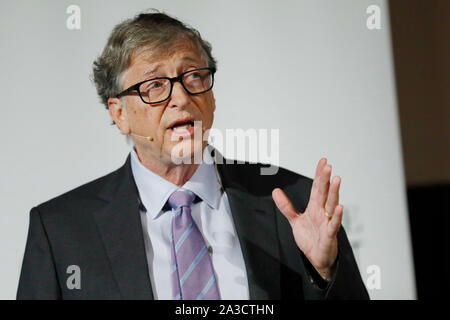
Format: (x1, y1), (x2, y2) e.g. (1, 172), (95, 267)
(17, 207), (62, 300)
(323, 226), (370, 299)
(297, 225), (370, 300)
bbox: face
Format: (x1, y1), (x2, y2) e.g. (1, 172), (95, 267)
(108, 40), (216, 166)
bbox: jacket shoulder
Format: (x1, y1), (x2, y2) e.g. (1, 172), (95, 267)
(35, 164), (123, 216)
(217, 159), (313, 206)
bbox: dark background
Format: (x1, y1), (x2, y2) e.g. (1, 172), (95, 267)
(389, 0), (449, 300)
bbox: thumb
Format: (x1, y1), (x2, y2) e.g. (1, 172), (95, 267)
(272, 188), (300, 226)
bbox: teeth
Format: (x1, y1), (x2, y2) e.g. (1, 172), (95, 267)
(173, 123), (192, 131)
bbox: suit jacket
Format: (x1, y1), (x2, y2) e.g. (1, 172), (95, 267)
(17, 148), (369, 300)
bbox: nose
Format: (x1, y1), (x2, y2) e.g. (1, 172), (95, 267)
(168, 80), (190, 108)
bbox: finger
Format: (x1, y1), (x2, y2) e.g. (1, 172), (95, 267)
(310, 158), (327, 203)
(316, 164), (332, 209)
(272, 188), (300, 226)
(327, 204), (343, 238)
(325, 176), (341, 216)
(314, 158), (327, 179)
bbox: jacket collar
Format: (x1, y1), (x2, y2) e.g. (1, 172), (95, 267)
(94, 155), (154, 299)
(213, 147), (281, 299)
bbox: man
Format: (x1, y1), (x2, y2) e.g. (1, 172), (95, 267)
(17, 11), (369, 300)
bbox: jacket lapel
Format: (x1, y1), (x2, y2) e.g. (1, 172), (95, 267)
(93, 155), (154, 300)
(213, 148), (281, 299)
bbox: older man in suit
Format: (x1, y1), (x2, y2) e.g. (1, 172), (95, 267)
(17, 11), (369, 300)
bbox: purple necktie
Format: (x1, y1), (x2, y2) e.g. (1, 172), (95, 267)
(168, 189), (221, 300)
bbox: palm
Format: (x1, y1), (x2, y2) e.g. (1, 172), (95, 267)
(272, 158), (343, 279)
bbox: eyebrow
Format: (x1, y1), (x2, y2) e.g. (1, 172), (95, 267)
(141, 56), (204, 78)
(142, 64), (162, 78)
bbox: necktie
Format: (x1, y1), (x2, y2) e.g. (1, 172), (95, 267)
(168, 188), (221, 300)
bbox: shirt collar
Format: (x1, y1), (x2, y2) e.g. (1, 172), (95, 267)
(130, 144), (222, 220)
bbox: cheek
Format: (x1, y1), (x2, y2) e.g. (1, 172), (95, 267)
(204, 102), (215, 125)
(198, 97), (215, 119)
(130, 106), (163, 133)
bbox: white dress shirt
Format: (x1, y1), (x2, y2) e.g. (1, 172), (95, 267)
(130, 145), (249, 300)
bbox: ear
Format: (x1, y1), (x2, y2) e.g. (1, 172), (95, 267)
(107, 97), (130, 134)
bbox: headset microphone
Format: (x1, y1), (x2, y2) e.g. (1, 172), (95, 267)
(130, 133), (154, 141)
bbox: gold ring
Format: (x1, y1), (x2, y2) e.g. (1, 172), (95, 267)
(325, 210), (333, 218)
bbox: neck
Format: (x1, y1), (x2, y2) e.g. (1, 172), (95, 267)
(134, 145), (202, 186)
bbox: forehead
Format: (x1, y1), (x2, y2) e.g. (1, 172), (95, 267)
(130, 39), (205, 71)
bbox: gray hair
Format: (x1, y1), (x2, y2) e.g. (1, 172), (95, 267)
(92, 10), (217, 109)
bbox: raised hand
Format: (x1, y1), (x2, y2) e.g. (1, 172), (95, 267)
(272, 158), (343, 280)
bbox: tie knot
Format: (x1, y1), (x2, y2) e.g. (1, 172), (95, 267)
(167, 189), (196, 210)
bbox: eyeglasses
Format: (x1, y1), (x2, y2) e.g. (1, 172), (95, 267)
(115, 67), (216, 104)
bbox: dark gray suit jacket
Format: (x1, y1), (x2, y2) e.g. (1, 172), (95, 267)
(17, 148), (369, 299)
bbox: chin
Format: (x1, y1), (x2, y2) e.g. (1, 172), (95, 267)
(168, 138), (205, 165)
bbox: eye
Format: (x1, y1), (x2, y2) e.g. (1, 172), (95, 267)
(185, 71), (203, 83)
(149, 80), (163, 88)
(189, 72), (201, 79)
(142, 79), (166, 91)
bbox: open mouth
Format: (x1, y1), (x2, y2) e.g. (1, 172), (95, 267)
(168, 120), (196, 137)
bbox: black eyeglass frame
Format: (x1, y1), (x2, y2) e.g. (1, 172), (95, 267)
(115, 67), (216, 105)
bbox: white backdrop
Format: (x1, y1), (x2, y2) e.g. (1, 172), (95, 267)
(0, 0), (415, 299)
